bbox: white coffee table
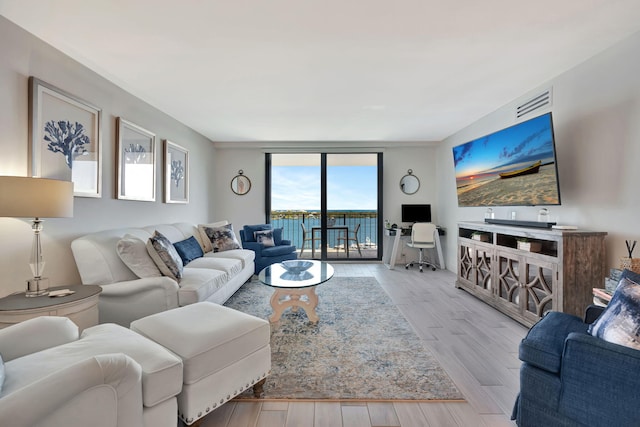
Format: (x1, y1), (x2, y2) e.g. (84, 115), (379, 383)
(258, 260), (334, 323)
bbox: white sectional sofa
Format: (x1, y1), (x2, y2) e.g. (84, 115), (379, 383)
(71, 222), (254, 326)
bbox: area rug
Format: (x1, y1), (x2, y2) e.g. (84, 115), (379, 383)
(224, 276), (463, 400)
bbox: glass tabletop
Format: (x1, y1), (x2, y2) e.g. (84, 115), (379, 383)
(258, 260), (334, 289)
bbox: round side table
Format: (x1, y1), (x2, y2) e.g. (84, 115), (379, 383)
(0, 285), (101, 332)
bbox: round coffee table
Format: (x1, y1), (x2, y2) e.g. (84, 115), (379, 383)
(258, 260), (334, 323)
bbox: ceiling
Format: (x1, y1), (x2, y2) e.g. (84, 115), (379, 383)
(2, 0), (640, 143)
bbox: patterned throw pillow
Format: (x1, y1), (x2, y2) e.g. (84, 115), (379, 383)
(588, 277), (640, 350)
(146, 231), (184, 281)
(202, 223), (242, 252)
(197, 221), (228, 252)
(254, 229), (275, 247)
(117, 234), (163, 278)
(173, 236), (204, 265)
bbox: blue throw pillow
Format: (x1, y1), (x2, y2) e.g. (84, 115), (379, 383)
(273, 227), (284, 246)
(588, 277), (640, 351)
(173, 236), (204, 265)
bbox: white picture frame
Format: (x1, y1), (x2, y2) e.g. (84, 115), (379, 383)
(164, 140), (189, 204)
(116, 118), (156, 201)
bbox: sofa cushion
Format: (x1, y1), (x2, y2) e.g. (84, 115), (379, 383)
(201, 224), (241, 252)
(197, 221), (228, 252)
(588, 277), (640, 351)
(117, 234), (162, 278)
(0, 353), (4, 393)
(147, 231), (184, 281)
(262, 244), (296, 257)
(177, 269), (229, 306)
(519, 311), (588, 373)
(3, 324), (183, 407)
(254, 229), (275, 247)
(186, 257), (243, 277)
(173, 236), (204, 266)
(204, 249), (255, 270)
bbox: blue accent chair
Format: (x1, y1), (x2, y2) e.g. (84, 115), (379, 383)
(239, 224), (297, 274)
(512, 273), (640, 426)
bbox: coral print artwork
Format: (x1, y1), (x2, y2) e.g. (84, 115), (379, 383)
(29, 77), (102, 198)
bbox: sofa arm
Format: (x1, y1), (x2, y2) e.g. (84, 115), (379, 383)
(280, 239), (292, 246)
(584, 304), (605, 324)
(0, 353), (143, 427)
(0, 316), (78, 362)
(559, 332), (640, 426)
(98, 278), (180, 326)
(242, 241), (264, 255)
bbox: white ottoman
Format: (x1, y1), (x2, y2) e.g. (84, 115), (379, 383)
(130, 302), (271, 426)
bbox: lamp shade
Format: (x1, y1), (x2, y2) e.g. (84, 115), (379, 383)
(0, 176), (74, 218)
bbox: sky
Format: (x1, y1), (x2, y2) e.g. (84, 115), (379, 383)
(271, 165), (378, 210)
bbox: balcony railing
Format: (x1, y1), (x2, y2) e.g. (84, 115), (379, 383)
(270, 210), (379, 258)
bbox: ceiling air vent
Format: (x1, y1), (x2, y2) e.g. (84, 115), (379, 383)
(516, 88), (552, 120)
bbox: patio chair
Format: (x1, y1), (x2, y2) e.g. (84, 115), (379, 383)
(300, 223), (315, 256)
(336, 223), (362, 257)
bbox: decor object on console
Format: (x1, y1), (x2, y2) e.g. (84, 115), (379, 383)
(231, 169), (251, 195)
(240, 224), (297, 274)
(512, 270), (640, 427)
(72, 221), (254, 326)
(29, 76), (102, 198)
(116, 117), (156, 201)
(0, 176), (73, 297)
(164, 140), (189, 204)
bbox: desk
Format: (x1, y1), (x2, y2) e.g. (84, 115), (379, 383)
(311, 226), (350, 257)
(383, 227), (445, 270)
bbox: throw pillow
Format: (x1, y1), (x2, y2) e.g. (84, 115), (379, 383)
(254, 229), (275, 247)
(273, 227), (284, 246)
(202, 223), (242, 252)
(588, 277), (640, 350)
(197, 221), (228, 252)
(173, 236), (204, 265)
(146, 231), (184, 281)
(117, 234), (163, 278)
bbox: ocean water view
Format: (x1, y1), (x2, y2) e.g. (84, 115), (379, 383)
(270, 210), (379, 257)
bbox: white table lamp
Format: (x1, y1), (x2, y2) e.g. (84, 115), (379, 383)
(0, 176), (74, 296)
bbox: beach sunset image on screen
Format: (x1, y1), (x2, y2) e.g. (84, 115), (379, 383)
(452, 112), (561, 207)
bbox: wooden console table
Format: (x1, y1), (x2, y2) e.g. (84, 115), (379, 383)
(456, 221), (607, 327)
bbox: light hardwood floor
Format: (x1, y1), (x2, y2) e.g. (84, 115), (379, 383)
(199, 263), (528, 427)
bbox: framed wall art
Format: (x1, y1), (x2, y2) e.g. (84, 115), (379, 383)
(164, 140), (189, 204)
(28, 76), (102, 198)
(116, 117), (156, 201)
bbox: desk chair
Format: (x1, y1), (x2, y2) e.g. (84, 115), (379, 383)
(405, 223), (437, 272)
(336, 223), (362, 257)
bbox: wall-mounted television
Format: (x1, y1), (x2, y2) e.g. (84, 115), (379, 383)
(452, 112), (561, 207)
(401, 204), (432, 223)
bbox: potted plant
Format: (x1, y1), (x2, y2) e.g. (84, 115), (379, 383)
(517, 238), (542, 253)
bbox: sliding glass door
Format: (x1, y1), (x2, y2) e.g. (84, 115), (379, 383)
(268, 153), (382, 261)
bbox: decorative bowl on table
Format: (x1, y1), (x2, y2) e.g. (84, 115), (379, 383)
(280, 260), (313, 275)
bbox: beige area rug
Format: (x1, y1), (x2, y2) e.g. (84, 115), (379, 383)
(224, 276), (463, 400)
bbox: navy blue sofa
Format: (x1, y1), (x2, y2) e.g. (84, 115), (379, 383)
(513, 303), (640, 426)
(239, 224), (297, 274)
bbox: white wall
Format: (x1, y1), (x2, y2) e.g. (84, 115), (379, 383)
(0, 17), (216, 296)
(212, 143), (439, 262)
(436, 30), (640, 273)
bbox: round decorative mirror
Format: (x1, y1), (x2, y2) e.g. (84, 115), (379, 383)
(400, 169), (420, 195)
(231, 170), (251, 195)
